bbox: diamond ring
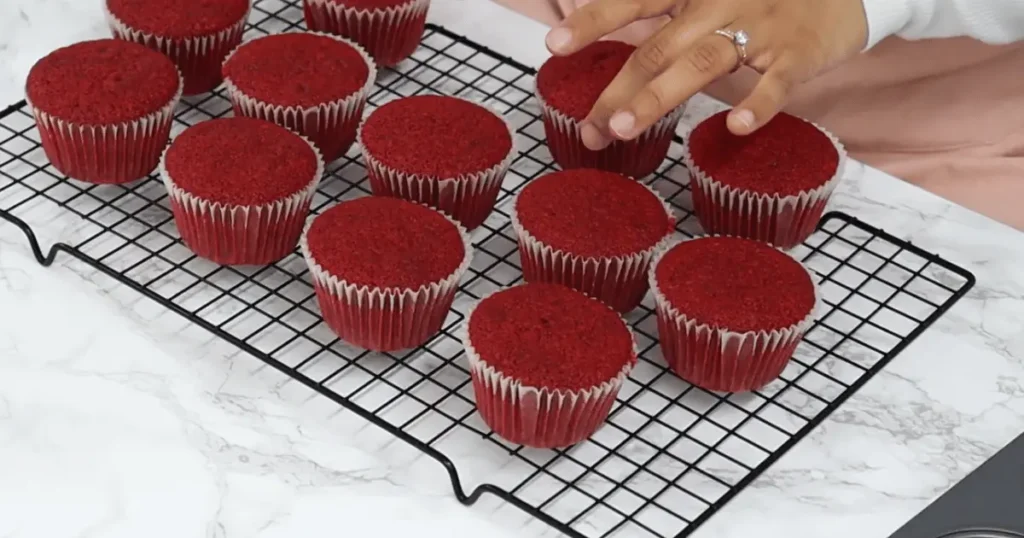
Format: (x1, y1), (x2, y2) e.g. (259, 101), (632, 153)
(713, 29), (750, 72)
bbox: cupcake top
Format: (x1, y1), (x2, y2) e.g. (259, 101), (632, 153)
(323, 0), (415, 8)
(26, 39), (180, 125)
(688, 111), (840, 196)
(536, 41), (635, 121)
(359, 95), (513, 178)
(305, 197), (467, 289)
(105, 0), (250, 39)
(222, 33), (371, 109)
(164, 117), (319, 206)
(468, 283), (635, 390)
(654, 237), (816, 333)
(515, 169), (673, 258)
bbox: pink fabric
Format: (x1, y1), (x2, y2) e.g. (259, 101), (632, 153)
(496, 0), (1024, 229)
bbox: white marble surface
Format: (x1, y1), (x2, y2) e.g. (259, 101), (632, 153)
(1, 1), (1024, 537)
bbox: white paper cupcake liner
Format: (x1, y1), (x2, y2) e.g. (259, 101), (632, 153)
(302, 0), (429, 67)
(27, 72), (183, 185)
(536, 90), (684, 179)
(357, 97), (518, 230)
(461, 287), (638, 448)
(648, 236), (822, 392)
(299, 204), (473, 352)
(105, 2), (250, 95)
(159, 132), (324, 266)
(509, 182), (675, 313)
(223, 32), (378, 162)
(682, 121), (847, 250)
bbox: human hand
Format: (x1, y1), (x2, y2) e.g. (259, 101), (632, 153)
(544, 0), (869, 149)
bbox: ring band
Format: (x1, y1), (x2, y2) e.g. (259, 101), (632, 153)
(714, 29), (749, 72)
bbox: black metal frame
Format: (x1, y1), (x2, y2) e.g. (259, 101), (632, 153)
(0, 5), (975, 538)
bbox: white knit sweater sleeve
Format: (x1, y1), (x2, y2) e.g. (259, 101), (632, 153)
(861, 0), (1024, 49)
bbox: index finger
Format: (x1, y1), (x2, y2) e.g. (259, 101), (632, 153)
(547, 0), (676, 55)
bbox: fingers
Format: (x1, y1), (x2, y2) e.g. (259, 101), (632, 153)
(727, 54), (805, 134)
(582, 11), (734, 149)
(547, 0), (677, 55)
(602, 32), (740, 142)
(581, 18), (694, 148)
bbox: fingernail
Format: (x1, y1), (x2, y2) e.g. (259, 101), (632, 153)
(609, 111), (636, 138)
(729, 109), (756, 133)
(546, 28), (573, 53)
(581, 122), (610, 150)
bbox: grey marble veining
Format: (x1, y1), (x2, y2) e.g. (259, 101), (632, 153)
(1, 1), (1023, 537)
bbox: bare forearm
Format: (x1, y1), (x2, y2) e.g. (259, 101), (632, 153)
(490, 0), (567, 26)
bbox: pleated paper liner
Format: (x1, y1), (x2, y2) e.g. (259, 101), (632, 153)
(105, 3), (250, 95)
(683, 121), (847, 250)
(28, 72), (183, 185)
(302, 0), (429, 67)
(300, 205), (473, 352)
(462, 287), (639, 449)
(160, 133), (324, 266)
(649, 238), (822, 393)
(357, 97), (518, 230)
(536, 90), (685, 179)
(223, 33), (378, 162)
(510, 181), (676, 313)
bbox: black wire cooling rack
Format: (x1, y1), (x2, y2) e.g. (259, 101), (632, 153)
(0, 3), (976, 537)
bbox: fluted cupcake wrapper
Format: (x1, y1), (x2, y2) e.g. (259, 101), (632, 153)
(223, 32), (378, 162)
(302, 0), (429, 67)
(461, 291), (638, 449)
(509, 183), (675, 313)
(28, 73), (183, 185)
(105, 3), (250, 95)
(648, 237), (821, 393)
(300, 205), (473, 352)
(683, 122), (846, 250)
(536, 91), (684, 179)
(357, 98), (517, 230)
(159, 133), (324, 266)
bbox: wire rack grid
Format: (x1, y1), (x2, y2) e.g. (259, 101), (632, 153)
(0, 3), (975, 538)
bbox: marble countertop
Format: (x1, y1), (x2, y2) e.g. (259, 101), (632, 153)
(2, 1), (1024, 537)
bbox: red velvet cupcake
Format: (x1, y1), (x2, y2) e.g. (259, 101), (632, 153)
(160, 117), (323, 265)
(222, 32), (376, 162)
(511, 169), (674, 313)
(300, 196), (472, 351)
(463, 283), (637, 448)
(25, 39), (182, 185)
(358, 95), (516, 230)
(105, 0), (250, 95)
(302, 0), (429, 67)
(650, 236), (819, 393)
(536, 41), (685, 179)
(684, 110), (846, 249)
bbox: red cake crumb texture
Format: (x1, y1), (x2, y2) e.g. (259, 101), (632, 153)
(469, 283), (635, 390)
(26, 39), (179, 125)
(536, 41), (635, 121)
(655, 237), (815, 333)
(516, 169), (672, 258)
(688, 111), (839, 196)
(360, 95), (512, 178)
(223, 33), (370, 108)
(106, 0), (250, 38)
(164, 117), (318, 206)
(306, 197), (466, 289)
(320, 0), (416, 9)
